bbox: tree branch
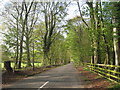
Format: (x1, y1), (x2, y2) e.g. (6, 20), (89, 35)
(77, 1), (90, 29)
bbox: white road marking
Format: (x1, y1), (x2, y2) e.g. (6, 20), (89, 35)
(37, 81), (49, 90)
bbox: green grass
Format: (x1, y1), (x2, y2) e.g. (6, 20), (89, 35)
(1, 62), (42, 70)
(83, 67), (90, 71)
(108, 84), (120, 90)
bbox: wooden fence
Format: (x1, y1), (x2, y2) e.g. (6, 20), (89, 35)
(84, 63), (120, 84)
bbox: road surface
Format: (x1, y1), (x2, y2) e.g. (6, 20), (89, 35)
(2, 63), (84, 89)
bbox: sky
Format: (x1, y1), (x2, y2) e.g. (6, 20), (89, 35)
(0, 0), (10, 44)
(0, 0), (80, 45)
(0, 0), (116, 45)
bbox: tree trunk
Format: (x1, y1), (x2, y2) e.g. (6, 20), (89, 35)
(118, 30), (120, 65)
(112, 48), (116, 65)
(4, 61), (13, 72)
(18, 26), (24, 69)
(32, 42), (35, 71)
(18, 38), (23, 69)
(103, 34), (111, 64)
(26, 37), (31, 67)
(14, 19), (19, 70)
(113, 27), (119, 66)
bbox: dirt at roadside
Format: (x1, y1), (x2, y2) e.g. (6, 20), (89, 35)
(2, 66), (55, 85)
(76, 66), (113, 89)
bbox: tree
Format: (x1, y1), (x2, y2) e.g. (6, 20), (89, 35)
(2, 0), (38, 69)
(23, 1), (38, 67)
(49, 33), (70, 65)
(65, 16), (91, 65)
(0, 44), (10, 62)
(40, 2), (69, 65)
(70, 1), (118, 66)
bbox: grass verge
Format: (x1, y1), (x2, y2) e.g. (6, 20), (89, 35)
(107, 84), (120, 90)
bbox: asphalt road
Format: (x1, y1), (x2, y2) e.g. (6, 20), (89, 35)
(2, 63), (84, 89)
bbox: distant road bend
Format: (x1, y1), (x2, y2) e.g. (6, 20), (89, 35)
(3, 63), (84, 89)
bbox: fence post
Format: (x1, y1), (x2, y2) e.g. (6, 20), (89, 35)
(4, 61), (13, 72)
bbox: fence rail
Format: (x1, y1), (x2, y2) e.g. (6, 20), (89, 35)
(84, 63), (120, 84)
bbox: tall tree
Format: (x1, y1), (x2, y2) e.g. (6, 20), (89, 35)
(24, 1), (38, 67)
(40, 2), (69, 65)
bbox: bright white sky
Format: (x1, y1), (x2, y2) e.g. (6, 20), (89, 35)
(0, 0), (113, 45)
(0, 0), (80, 44)
(0, 0), (79, 20)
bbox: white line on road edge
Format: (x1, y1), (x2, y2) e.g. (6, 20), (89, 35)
(38, 81), (49, 90)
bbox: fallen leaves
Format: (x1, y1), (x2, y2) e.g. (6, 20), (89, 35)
(76, 66), (111, 89)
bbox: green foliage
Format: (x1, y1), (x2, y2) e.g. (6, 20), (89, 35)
(108, 84), (120, 90)
(49, 33), (70, 65)
(1, 44), (11, 61)
(1, 1), (120, 72)
(66, 17), (91, 65)
(1, 62), (42, 70)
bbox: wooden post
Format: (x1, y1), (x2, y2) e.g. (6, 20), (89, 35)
(4, 61), (13, 72)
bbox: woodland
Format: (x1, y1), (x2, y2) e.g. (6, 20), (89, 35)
(0, 0), (120, 76)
